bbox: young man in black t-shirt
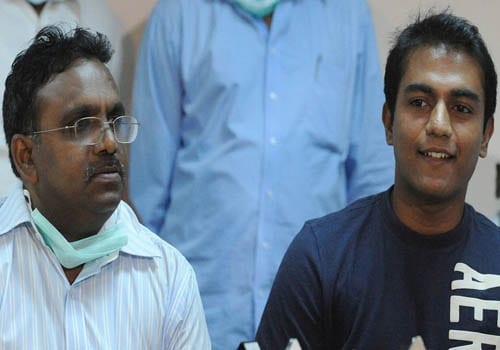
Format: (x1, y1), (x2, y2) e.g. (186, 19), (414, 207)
(256, 12), (500, 349)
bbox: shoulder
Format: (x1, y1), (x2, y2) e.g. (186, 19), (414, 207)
(141, 0), (205, 44)
(115, 204), (209, 345)
(469, 206), (500, 241)
(321, 0), (373, 20)
(77, 0), (122, 35)
(285, 192), (386, 266)
(456, 205), (500, 274)
(305, 192), (385, 241)
(150, 0), (212, 19)
(149, 0), (241, 25)
(116, 201), (195, 278)
(0, 187), (32, 237)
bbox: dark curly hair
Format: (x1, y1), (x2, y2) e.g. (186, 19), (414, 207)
(384, 11), (497, 130)
(3, 25), (113, 176)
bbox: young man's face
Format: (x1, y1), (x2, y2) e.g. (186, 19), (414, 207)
(29, 58), (127, 224)
(383, 44), (494, 203)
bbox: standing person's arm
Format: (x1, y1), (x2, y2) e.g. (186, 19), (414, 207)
(130, 0), (182, 232)
(346, 0), (394, 203)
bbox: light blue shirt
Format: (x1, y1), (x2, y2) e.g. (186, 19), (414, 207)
(130, 0), (394, 348)
(0, 186), (211, 349)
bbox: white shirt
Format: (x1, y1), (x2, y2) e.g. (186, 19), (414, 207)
(0, 0), (132, 198)
(0, 185), (211, 349)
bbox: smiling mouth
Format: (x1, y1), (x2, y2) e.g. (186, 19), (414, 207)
(422, 151), (452, 159)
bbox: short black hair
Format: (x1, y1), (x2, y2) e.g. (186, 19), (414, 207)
(3, 25), (113, 176)
(384, 11), (497, 129)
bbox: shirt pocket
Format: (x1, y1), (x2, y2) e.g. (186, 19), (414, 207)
(300, 53), (352, 155)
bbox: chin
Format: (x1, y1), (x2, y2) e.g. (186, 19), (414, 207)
(92, 191), (123, 214)
(416, 182), (464, 203)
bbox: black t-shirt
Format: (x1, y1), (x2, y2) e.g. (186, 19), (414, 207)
(256, 189), (500, 349)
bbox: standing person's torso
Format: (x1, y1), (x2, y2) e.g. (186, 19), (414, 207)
(131, 0), (393, 348)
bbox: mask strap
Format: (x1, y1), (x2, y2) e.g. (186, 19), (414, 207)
(23, 189), (33, 210)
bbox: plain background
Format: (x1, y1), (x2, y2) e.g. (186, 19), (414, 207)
(105, 0), (500, 219)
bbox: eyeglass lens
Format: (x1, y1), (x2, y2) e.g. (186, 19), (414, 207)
(75, 116), (138, 145)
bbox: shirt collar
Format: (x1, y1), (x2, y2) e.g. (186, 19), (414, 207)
(108, 201), (163, 259)
(0, 185), (161, 259)
(0, 184), (32, 236)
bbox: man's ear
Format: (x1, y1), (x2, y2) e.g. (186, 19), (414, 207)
(382, 103), (394, 145)
(479, 116), (494, 158)
(11, 134), (38, 184)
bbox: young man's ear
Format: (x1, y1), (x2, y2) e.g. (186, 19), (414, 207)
(382, 103), (394, 146)
(479, 116), (494, 158)
(11, 134), (38, 184)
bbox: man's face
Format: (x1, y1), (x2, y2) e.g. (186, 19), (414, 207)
(383, 45), (493, 203)
(29, 59), (127, 222)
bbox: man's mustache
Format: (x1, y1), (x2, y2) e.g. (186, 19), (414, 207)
(84, 158), (125, 180)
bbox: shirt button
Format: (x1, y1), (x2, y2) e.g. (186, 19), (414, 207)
(266, 190), (273, 198)
(262, 241), (270, 250)
(269, 91), (278, 100)
(269, 137), (277, 145)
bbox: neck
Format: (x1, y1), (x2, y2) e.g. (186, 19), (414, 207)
(32, 203), (110, 242)
(391, 185), (466, 235)
(264, 13), (273, 28)
(63, 266), (83, 284)
(27, 188), (116, 241)
(47, 211), (108, 241)
(31, 4), (46, 15)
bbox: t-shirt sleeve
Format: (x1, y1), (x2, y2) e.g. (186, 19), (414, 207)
(256, 222), (325, 350)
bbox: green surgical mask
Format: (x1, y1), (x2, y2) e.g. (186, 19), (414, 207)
(26, 0), (48, 5)
(31, 208), (128, 269)
(233, 0), (279, 17)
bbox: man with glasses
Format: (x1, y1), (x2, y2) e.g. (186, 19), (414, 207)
(0, 0), (133, 199)
(0, 25), (210, 349)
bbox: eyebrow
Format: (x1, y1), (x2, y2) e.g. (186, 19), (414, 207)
(64, 104), (99, 120)
(63, 102), (125, 122)
(108, 102), (126, 116)
(403, 83), (481, 103)
(450, 88), (481, 103)
(404, 83), (434, 95)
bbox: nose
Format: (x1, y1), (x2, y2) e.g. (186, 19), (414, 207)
(95, 123), (118, 154)
(425, 101), (452, 138)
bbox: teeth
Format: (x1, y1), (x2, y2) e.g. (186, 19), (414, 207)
(424, 152), (450, 159)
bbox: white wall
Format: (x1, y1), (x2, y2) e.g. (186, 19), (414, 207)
(106, 0), (500, 218)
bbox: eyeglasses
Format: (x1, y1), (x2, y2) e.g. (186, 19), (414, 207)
(31, 116), (140, 146)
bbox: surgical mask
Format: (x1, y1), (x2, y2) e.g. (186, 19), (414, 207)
(26, 0), (48, 5)
(31, 208), (128, 269)
(233, 0), (279, 17)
